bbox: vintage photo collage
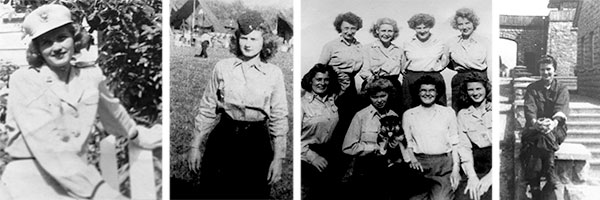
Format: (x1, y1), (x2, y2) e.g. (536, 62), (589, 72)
(0, 0), (597, 199)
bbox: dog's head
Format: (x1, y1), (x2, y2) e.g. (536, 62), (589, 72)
(379, 115), (403, 141)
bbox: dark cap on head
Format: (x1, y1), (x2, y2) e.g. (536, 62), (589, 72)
(237, 10), (265, 35)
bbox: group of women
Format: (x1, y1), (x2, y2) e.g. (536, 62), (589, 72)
(302, 8), (491, 200)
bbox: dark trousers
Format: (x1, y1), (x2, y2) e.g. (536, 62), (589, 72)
(199, 114), (273, 199)
(402, 71), (447, 112)
(451, 70), (487, 112)
(411, 153), (454, 200)
(349, 155), (432, 200)
(455, 146), (492, 200)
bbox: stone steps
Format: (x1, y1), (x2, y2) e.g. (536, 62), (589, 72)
(570, 107), (600, 114)
(570, 113), (600, 122)
(568, 121), (600, 130)
(564, 138), (600, 150)
(567, 129), (600, 139)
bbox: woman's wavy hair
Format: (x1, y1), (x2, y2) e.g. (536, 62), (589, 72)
(229, 22), (279, 62)
(301, 63), (340, 96)
(26, 23), (92, 68)
(369, 17), (399, 41)
(451, 8), (480, 30)
(457, 73), (491, 110)
(407, 13), (435, 29)
(413, 75), (445, 104)
(333, 12), (363, 33)
(364, 78), (395, 98)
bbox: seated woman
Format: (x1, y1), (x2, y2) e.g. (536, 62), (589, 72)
(301, 64), (340, 200)
(342, 78), (430, 200)
(455, 74), (492, 200)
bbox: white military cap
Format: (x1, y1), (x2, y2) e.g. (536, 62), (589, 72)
(23, 4), (73, 40)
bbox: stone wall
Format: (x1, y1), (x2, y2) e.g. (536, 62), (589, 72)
(500, 27), (547, 74)
(548, 10), (577, 76)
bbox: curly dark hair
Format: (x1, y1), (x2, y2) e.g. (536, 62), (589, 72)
(333, 12), (363, 33)
(301, 63), (340, 96)
(26, 23), (92, 68)
(451, 8), (480, 30)
(413, 75), (444, 104)
(457, 73), (491, 110)
(407, 13), (435, 29)
(369, 17), (399, 41)
(537, 55), (557, 70)
(364, 78), (395, 97)
(229, 21), (279, 62)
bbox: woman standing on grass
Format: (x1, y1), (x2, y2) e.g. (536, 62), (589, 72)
(187, 10), (288, 199)
(0, 4), (161, 200)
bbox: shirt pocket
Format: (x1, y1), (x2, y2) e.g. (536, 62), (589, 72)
(361, 122), (380, 143)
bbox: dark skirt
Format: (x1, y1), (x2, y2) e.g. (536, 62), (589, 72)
(198, 114), (274, 199)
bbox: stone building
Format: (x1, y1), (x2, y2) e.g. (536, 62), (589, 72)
(574, 0), (600, 98)
(500, 0), (578, 78)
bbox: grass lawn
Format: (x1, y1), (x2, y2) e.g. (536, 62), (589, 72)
(170, 44), (293, 200)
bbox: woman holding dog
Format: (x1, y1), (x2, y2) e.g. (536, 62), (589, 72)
(342, 78), (430, 199)
(301, 63), (340, 200)
(187, 10), (288, 199)
(455, 74), (492, 200)
(342, 78), (399, 200)
(0, 4), (161, 199)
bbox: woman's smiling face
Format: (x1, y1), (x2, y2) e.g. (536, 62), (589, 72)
(37, 25), (74, 68)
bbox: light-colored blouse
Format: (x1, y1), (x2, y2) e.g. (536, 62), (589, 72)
(301, 92), (338, 164)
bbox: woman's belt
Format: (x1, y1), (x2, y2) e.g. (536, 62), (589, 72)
(220, 113), (267, 133)
(405, 69), (443, 73)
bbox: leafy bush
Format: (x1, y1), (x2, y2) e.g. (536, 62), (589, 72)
(67, 0), (162, 126)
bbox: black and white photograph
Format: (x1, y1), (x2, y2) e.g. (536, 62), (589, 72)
(301, 0), (492, 199)
(168, 0), (293, 199)
(0, 0), (163, 199)
(499, 0), (600, 199)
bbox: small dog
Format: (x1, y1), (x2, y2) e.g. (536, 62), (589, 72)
(378, 115), (406, 167)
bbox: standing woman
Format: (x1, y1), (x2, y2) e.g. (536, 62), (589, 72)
(360, 17), (404, 114)
(1, 4), (161, 200)
(318, 12), (365, 186)
(319, 11), (364, 97)
(402, 13), (449, 110)
(448, 8), (490, 112)
(187, 11), (289, 199)
(301, 64), (340, 200)
(456, 74), (492, 200)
